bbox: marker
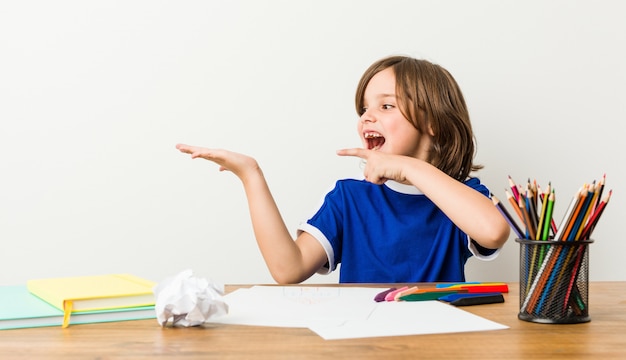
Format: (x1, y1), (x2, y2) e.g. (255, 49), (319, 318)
(438, 283), (509, 293)
(384, 286), (409, 301)
(436, 282), (481, 288)
(461, 284), (509, 293)
(393, 286), (420, 301)
(374, 287), (396, 302)
(398, 290), (460, 302)
(449, 294), (504, 306)
(438, 292), (502, 302)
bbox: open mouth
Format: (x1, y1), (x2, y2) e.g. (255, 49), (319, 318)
(364, 132), (385, 150)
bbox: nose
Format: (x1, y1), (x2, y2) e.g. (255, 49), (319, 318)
(360, 109), (375, 123)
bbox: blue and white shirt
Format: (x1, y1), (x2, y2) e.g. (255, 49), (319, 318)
(298, 178), (500, 283)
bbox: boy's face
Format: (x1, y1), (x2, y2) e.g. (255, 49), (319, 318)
(358, 67), (431, 160)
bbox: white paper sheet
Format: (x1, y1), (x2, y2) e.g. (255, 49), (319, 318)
(309, 299), (509, 340)
(210, 286), (509, 340)
(212, 286), (379, 328)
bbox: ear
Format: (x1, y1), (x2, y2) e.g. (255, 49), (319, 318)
(419, 109), (434, 136)
(427, 123), (435, 137)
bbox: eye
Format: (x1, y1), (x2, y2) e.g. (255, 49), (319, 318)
(359, 107), (368, 115)
(382, 104), (395, 110)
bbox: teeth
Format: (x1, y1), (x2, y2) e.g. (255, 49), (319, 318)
(364, 132), (382, 138)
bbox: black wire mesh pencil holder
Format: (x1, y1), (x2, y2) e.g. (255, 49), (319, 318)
(516, 238), (593, 324)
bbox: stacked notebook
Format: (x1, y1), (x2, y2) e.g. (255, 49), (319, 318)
(1, 274), (157, 330)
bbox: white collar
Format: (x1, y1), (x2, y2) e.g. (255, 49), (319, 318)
(384, 180), (424, 195)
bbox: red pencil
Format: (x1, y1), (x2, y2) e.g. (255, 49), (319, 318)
(508, 175), (520, 202)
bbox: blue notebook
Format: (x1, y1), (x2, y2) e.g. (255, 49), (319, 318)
(0, 285), (156, 330)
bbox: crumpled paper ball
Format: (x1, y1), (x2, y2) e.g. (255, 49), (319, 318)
(154, 269), (228, 327)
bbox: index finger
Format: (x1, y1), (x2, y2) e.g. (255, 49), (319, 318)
(176, 143), (195, 153)
(336, 148), (370, 159)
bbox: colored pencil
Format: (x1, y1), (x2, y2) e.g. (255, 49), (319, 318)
(562, 246), (587, 313)
(561, 187), (588, 241)
(553, 188), (582, 241)
(593, 174), (606, 211)
(536, 190), (555, 267)
(508, 175), (520, 201)
(526, 188), (539, 233)
(492, 194), (524, 239)
(538, 183), (558, 236)
(505, 189), (525, 224)
(535, 186), (549, 241)
(573, 182), (599, 240)
(518, 195), (536, 242)
(579, 190), (612, 240)
(541, 191), (555, 241)
(566, 185), (594, 241)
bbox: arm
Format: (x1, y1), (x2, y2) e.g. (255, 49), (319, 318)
(176, 144), (327, 284)
(336, 148), (510, 249)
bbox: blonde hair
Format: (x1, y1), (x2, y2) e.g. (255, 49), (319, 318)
(355, 56), (482, 181)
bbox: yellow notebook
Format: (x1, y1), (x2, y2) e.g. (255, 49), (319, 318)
(27, 274), (156, 328)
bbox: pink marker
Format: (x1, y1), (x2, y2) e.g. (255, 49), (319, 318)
(393, 286), (420, 301)
(384, 286), (409, 301)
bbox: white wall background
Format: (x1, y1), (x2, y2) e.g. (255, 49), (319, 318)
(1, 0), (624, 285)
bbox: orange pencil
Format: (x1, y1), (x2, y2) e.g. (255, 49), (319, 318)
(561, 186), (588, 241)
(574, 182), (600, 240)
(518, 194), (535, 240)
(554, 187), (582, 241)
(566, 184), (595, 241)
(505, 189), (525, 224)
